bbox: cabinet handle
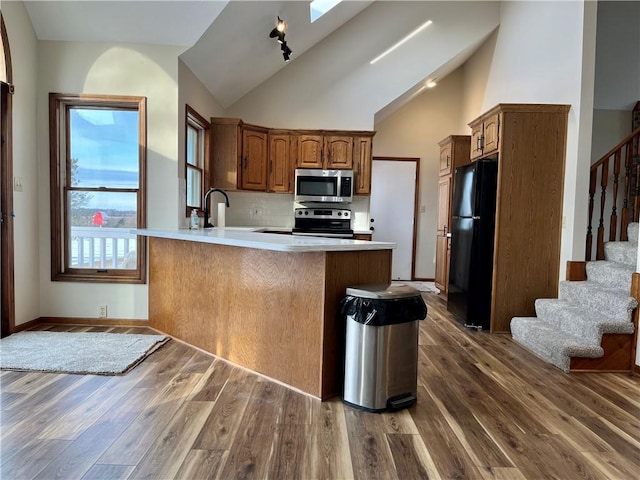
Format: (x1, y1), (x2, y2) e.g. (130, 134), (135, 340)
(477, 135), (483, 152)
(447, 155), (450, 167)
(243, 156), (247, 169)
(269, 161), (273, 174)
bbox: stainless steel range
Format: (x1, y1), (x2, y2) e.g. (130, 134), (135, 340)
(292, 207), (354, 238)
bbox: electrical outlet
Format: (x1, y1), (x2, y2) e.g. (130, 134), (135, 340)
(97, 304), (107, 318)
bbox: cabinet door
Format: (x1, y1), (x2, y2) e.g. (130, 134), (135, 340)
(434, 235), (449, 293)
(353, 136), (372, 194)
(439, 142), (452, 175)
(437, 176), (451, 235)
(297, 135), (323, 168)
(482, 113), (500, 154)
(324, 136), (353, 169)
(241, 128), (268, 191)
(268, 134), (291, 193)
(470, 123), (483, 160)
(211, 118), (241, 190)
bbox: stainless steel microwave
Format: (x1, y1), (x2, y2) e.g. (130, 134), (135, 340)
(294, 169), (353, 203)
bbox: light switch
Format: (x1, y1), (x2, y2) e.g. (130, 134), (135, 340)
(419, 205), (426, 213)
(13, 177), (23, 192)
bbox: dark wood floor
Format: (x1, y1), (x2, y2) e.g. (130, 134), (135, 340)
(2, 294), (639, 479)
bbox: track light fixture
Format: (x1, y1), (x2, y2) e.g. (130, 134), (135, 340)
(269, 16), (293, 63)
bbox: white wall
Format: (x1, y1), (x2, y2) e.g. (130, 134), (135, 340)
(373, 69), (465, 279)
(2, 1), (41, 326)
(36, 41), (186, 320)
(460, 0), (598, 281)
(227, 1), (499, 130)
(177, 59), (226, 227)
(591, 109), (632, 162)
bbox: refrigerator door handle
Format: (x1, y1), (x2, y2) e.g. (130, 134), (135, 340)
(473, 216), (481, 220)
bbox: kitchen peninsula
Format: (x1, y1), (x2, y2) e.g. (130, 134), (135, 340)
(134, 228), (395, 399)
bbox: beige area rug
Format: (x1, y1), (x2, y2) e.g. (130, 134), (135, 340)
(0, 331), (169, 375)
(391, 281), (440, 294)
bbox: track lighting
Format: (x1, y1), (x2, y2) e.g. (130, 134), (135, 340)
(281, 42), (292, 62)
(269, 17), (293, 63)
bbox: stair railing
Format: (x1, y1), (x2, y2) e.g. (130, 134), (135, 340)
(586, 126), (640, 261)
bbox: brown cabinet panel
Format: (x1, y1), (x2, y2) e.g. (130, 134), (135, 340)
(439, 143), (452, 175)
(268, 134), (291, 193)
(297, 135), (324, 168)
(470, 124), (483, 160)
(354, 234), (372, 241)
(211, 118), (242, 190)
(434, 235), (448, 292)
(482, 113), (500, 154)
(324, 136), (353, 169)
(241, 128), (268, 191)
(353, 136), (372, 194)
(437, 176), (451, 235)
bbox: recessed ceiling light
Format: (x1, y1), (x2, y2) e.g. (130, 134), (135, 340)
(370, 20), (433, 65)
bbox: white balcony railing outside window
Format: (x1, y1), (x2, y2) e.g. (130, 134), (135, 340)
(70, 226), (137, 269)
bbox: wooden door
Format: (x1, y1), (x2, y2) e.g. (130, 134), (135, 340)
(483, 113), (500, 154)
(439, 142), (452, 175)
(241, 128), (268, 190)
(324, 136), (353, 169)
(297, 135), (323, 168)
(268, 134), (290, 192)
(437, 176), (451, 235)
(353, 136), (372, 194)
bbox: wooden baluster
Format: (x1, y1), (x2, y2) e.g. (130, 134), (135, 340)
(597, 158), (608, 260)
(621, 142), (632, 241)
(609, 150), (621, 241)
(586, 169), (596, 261)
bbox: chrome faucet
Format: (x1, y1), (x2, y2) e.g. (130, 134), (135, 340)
(203, 188), (230, 228)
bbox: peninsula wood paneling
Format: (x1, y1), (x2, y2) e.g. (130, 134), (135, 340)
(148, 238), (391, 398)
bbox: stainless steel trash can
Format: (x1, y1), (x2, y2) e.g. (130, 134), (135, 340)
(342, 284), (427, 412)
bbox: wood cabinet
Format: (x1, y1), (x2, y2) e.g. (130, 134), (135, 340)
(353, 135), (373, 194)
(466, 104), (570, 333)
(435, 135), (471, 295)
(470, 112), (500, 160)
(354, 233), (372, 241)
(211, 118), (242, 190)
(324, 136), (353, 169)
(297, 135), (324, 168)
(210, 118), (375, 194)
(241, 127), (268, 191)
(268, 134), (291, 192)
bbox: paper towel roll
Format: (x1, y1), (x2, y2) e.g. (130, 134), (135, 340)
(217, 203), (226, 227)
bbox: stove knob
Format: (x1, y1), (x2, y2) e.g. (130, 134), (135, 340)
(304, 210), (309, 215)
(297, 211), (302, 215)
(337, 212), (342, 216)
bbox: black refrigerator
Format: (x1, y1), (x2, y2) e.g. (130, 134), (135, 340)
(447, 157), (498, 330)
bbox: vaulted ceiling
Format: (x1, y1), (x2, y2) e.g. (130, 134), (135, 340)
(22, 1), (501, 119)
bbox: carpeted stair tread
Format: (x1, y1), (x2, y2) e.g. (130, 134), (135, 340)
(586, 261), (635, 291)
(604, 241), (637, 266)
(535, 298), (635, 344)
(627, 222), (638, 244)
(511, 317), (604, 372)
(558, 281), (637, 322)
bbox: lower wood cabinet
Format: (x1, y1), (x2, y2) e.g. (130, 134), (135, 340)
(354, 234), (372, 241)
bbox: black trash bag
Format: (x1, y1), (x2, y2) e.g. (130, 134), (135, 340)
(340, 295), (428, 326)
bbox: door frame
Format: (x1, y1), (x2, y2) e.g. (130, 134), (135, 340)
(372, 156), (420, 280)
(1, 12), (15, 337)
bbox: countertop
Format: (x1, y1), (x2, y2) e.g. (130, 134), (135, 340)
(132, 227), (395, 253)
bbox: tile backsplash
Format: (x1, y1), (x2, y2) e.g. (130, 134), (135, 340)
(214, 191), (370, 230)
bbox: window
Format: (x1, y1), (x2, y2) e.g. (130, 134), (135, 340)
(49, 93), (146, 283)
(185, 105), (210, 216)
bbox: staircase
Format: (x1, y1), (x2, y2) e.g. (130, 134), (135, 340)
(511, 223), (638, 372)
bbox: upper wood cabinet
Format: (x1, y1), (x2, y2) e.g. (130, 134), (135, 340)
(268, 134), (291, 193)
(297, 135), (324, 168)
(241, 127), (268, 191)
(210, 118), (374, 194)
(470, 112), (500, 160)
(324, 136), (353, 169)
(353, 135), (373, 194)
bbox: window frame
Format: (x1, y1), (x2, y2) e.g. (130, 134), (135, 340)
(49, 93), (147, 284)
(185, 105), (210, 217)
